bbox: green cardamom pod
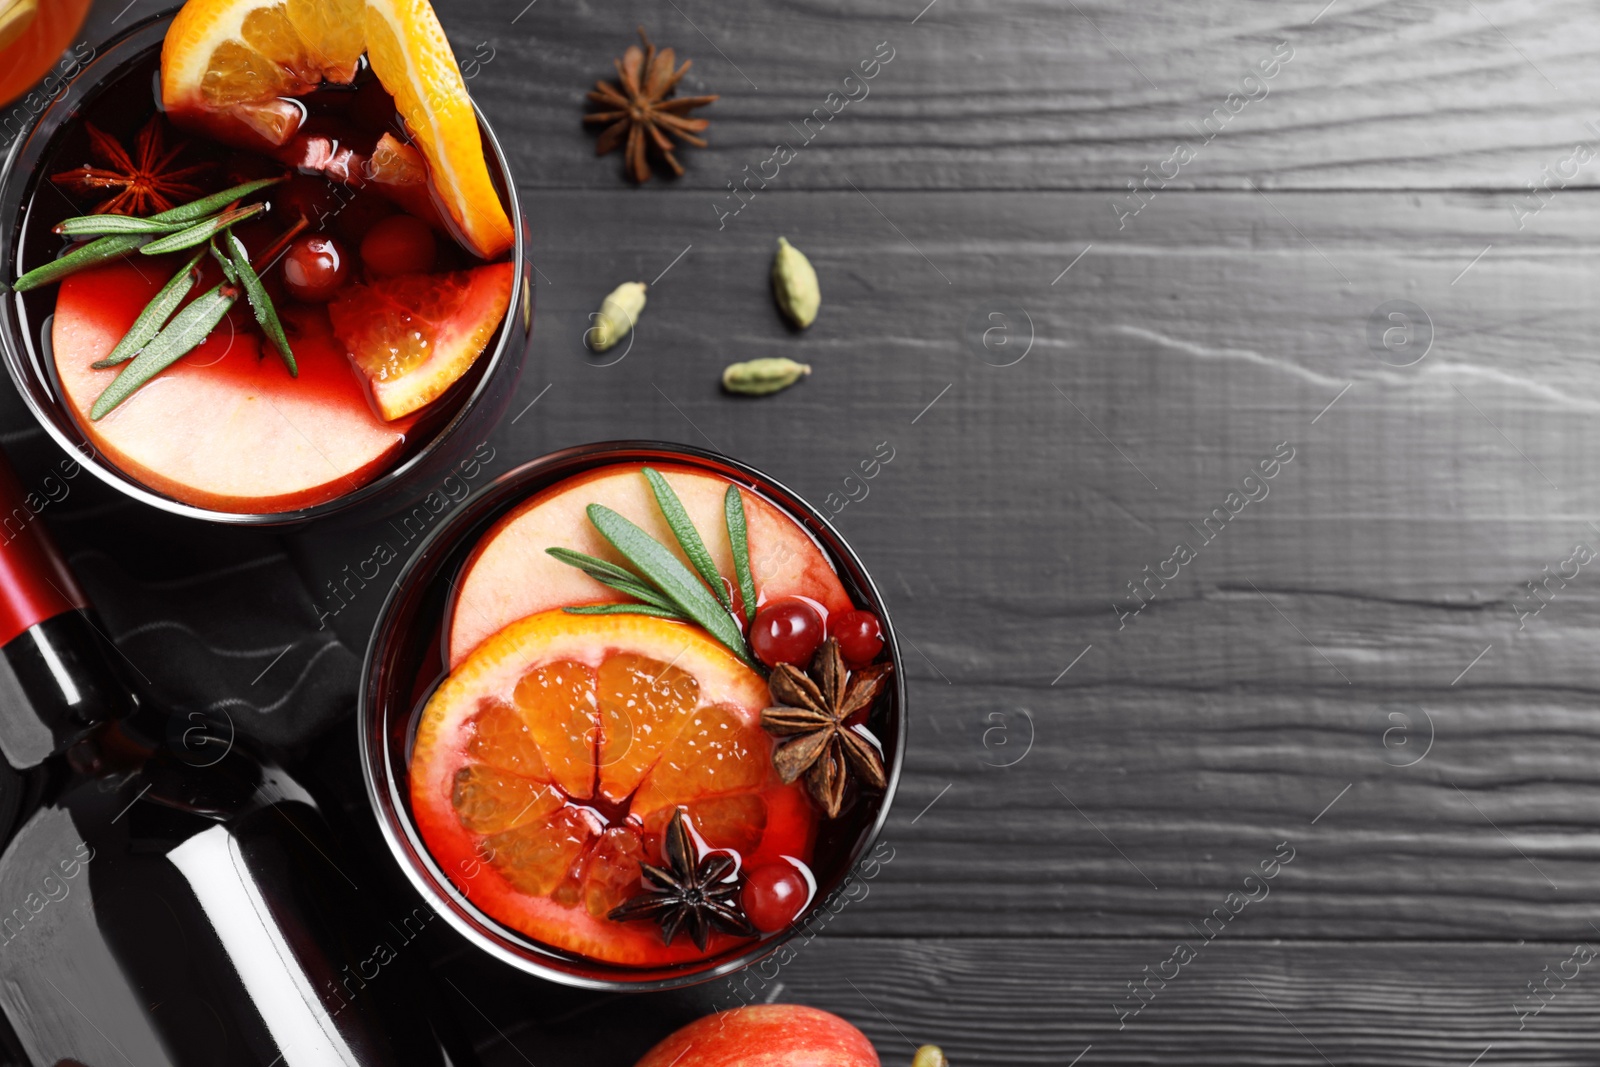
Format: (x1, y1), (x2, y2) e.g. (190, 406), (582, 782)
(911, 1047), (949, 1067)
(721, 357), (811, 396)
(771, 236), (820, 329)
(588, 281), (647, 351)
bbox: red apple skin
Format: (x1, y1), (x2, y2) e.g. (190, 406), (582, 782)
(634, 1006), (879, 1067)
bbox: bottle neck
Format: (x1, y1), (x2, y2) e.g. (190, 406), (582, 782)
(0, 454), (129, 768)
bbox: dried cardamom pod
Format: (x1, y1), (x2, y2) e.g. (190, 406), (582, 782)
(588, 281), (647, 351)
(721, 357), (811, 396)
(771, 237), (820, 329)
(911, 1048), (949, 1067)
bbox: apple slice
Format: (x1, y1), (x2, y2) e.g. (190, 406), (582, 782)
(52, 259), (412, 514)
(446, 463), (852, 668)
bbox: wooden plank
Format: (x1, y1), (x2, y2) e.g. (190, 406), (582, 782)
(431, 0), (1600, 191)
(445, 937), (1598, 1066)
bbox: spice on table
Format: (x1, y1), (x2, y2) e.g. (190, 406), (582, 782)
(721, 357), (811, 396)
(584, 27), (718, 183)
(771, 237), (820, 328)
(588, 281), (646, 351)
(911, 1047), (949, 1067)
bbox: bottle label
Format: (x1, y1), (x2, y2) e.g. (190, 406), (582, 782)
(0, 459), (85, 647)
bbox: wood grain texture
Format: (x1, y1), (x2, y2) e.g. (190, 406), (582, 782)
(433, 0), (1600, 191)
(442, 937), (1600, 1066)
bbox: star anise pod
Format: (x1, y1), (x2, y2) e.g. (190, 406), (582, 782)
(761, 640), (891, 819)
(584, 27), (718, 183)
(607, 808), (756, 949)
(50, 116), (212, 216)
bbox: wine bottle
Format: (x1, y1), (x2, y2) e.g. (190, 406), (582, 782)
(0, 451), (477, 1066)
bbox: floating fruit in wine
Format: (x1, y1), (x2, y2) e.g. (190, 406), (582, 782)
(750, 597), (826, 668)
(282, 233), (350, 302)
(329, 263), (514, 421)
(409, 611), (815, 965)
(829, 609), (884, 668)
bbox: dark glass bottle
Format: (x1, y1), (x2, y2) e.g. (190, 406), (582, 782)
(0, 452), (476, 1066)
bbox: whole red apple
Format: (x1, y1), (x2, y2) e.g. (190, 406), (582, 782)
(634, 1005), (880, 1067)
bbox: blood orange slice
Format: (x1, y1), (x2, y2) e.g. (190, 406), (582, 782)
(328, 262), (513, 421)
(409, 611), (815, 966)
(446, 464), (853, 668)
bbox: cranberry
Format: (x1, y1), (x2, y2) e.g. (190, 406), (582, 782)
(741, 862), (810, 932)
(750, 598), (825, 668)
(360, 213), (436, 277)
(829, 610), (884, 667)
(281, 234), (351, 303)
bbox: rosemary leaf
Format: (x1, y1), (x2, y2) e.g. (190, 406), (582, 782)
(545, 547), (640, 585)
(586, 504), (754, 666)
(544, 547), (680, 613)
(210, 239), (237, 285)
(10, 179), (284, 294)
(91, 249), (206, 369)
(140, 204), (264, 256)
(11, 234), (146, 292)
(643, 466), (733, 613)
(56, 214), (192, 237)
(90, 284), (237, 420)
(564, 604), (687, 620)
(151, 177), (284, 226)
(725, 485), (757, 624)
(226, 232), (294, 376)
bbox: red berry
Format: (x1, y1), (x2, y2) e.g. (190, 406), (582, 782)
(829, 610), (884, 667)
(360, 213), (436, 278)
(750, 598), (824, 668)
(741, 862), (811, 932)
(281, 234), (350, 303)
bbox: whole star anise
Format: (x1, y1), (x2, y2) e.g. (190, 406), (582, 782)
(584, 27), (718, 183)
(761, 640), (891, 819)
(51, 116), (211, 216)
(608, 808), (756, 949)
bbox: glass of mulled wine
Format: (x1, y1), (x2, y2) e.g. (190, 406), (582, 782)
(0, 15), (532, 526)
(360, 441), (906, 989)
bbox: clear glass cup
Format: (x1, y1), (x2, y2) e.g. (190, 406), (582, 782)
(359, 441), (906, 990)
(0, 15), (533, 527)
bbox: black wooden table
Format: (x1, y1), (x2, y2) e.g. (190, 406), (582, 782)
(11, 0), (1600, 1063)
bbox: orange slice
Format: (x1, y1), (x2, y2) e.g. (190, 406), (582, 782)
(160, 0), (514, 259)
(409, 611), (816, 966)
(328, 262), (513, 421)
(161, 0), (365, 143)
(364, 0), (514, 259)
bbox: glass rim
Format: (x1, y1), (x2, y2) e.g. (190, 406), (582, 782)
(357, 440), (907, 991)
(0, 13), (530, 528)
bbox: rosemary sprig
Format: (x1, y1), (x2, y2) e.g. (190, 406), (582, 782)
(546, 472), (780, 665)
(724, 485), (757, 624)
(140, 203), (265, 256)
(643, 467), (733, 614)
(90, 284), (238, 420)
(210, 238), (237, 284)
(584, 503), (755, 666)
(10, 178), (284, 293)
(226, 233), (294, 376)
(91, 249), (206, 369)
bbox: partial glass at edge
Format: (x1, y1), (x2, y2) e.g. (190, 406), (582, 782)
(359, 442), (906, 991)
(0, 14), (532, 528)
